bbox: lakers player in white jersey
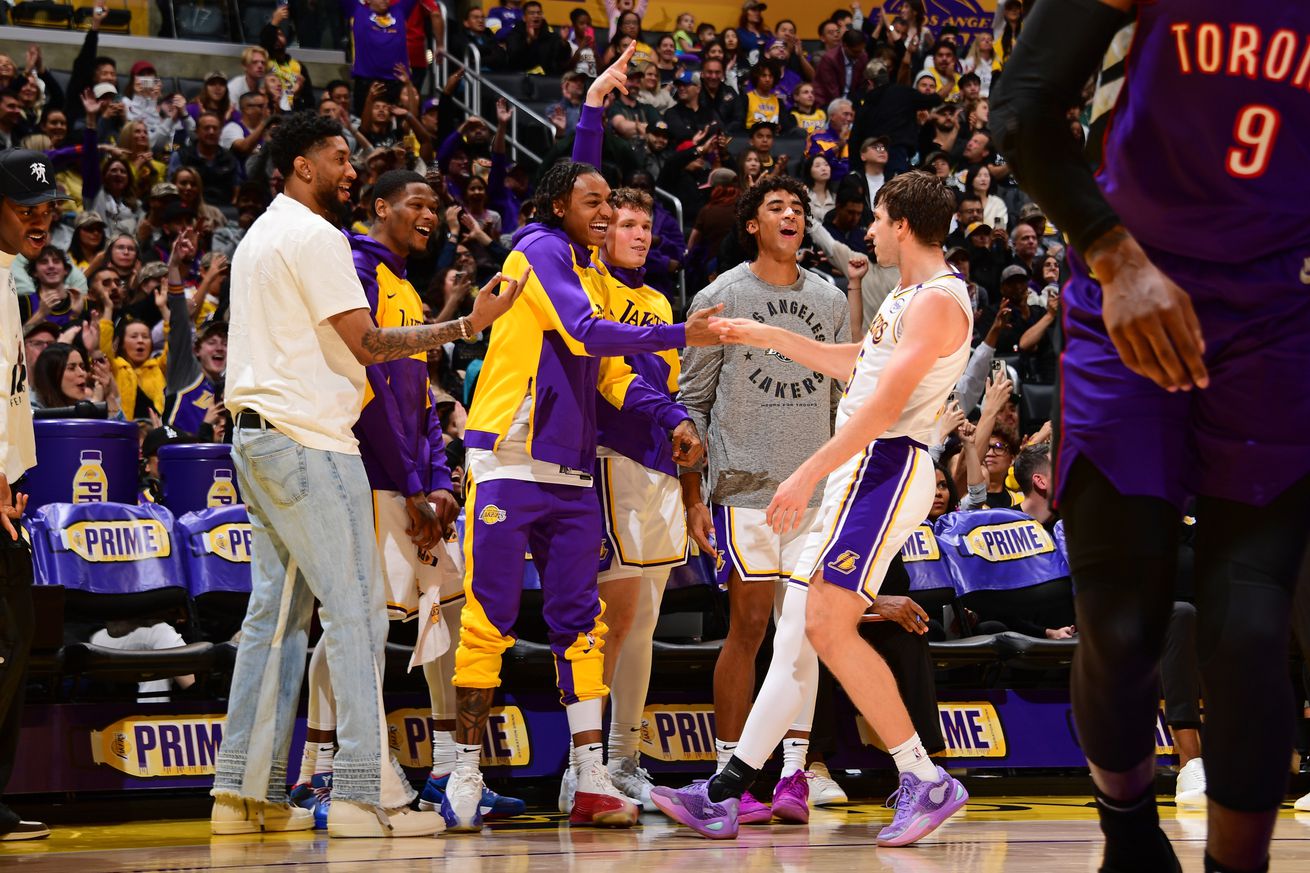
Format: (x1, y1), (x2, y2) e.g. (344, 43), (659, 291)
(650, 172), (971, 846)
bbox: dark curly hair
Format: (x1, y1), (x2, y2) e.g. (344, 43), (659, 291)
(734, 175), (811, 259)
(268, 111), (346, 177)
(530, 160), (602, 229)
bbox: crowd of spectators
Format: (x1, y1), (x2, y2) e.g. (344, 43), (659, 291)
(6, 0), (1067, 509)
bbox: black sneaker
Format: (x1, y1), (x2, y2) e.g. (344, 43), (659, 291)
(0, 820), (50, 841)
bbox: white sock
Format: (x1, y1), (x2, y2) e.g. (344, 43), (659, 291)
(454, 742), (481, 773)
(781, 738), (809, 778)
(715, 739), (739, 773)
(608, 722), (641, 762)
(888, 733), (939, 782)
(298, 740), (333, 784)
(431, 729), (457, 778)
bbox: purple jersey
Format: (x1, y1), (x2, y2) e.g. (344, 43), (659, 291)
(1094, 2), (1310, 261)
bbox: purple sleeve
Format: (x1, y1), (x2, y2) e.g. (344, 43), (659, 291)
(618, 371), (690, 431)
(353, 253), (426, 496)
(80, 127), (101, 205)
(571, 104), (604, 167)
(425, 389), (454, 493)
(525, 235), (687, 355)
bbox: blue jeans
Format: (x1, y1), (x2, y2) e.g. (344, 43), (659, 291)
(212, 428), (405, 808)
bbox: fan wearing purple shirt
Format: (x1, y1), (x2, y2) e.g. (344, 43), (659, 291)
(342, 0), (421, 110)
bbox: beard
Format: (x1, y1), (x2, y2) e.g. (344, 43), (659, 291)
(313, 182), (352, 227)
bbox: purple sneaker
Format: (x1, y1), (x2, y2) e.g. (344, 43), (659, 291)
(738, 790), (772, 825)
(876, 766), (968, 847)
(649, 781), (739, 839)
(770, 771), (810, 824)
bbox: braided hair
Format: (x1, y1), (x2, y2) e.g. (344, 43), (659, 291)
(530, 160), (601, 229)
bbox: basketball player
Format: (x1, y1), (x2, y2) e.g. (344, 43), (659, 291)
(558, 76), (704, 810)
(440, 120), (723, 832)
(652, 172), (970, 846)
(992, 3), (1310, 872)
(676, 174), (850, 823)
(289, 171), (526, 826)
(213, 112), (523, 839)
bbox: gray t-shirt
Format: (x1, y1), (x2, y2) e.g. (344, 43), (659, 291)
(678, 262), (851, 509)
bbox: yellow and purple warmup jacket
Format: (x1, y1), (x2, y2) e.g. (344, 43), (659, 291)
(594, 260), (686, 478)
(463, 223), (688, 471)
(349, 233), (453, 496)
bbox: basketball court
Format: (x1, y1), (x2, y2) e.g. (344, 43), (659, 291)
(6, 798), (1310, 872)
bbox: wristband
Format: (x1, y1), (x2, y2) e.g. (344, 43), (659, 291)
(458, 316), (470, 340)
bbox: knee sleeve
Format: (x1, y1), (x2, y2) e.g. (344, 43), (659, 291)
(1194, 478), (1310, 812)
(1062, 458), (1180, 772)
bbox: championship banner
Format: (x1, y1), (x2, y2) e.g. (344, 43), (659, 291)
(176, 505), (253, 596)
(29, 502), (183, 593)
(934, 508), (1070, 594)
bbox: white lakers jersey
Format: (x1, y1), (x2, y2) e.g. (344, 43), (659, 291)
(838, 270), (973, 445)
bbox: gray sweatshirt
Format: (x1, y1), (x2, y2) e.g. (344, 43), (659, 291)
(679, 262), (850, 509)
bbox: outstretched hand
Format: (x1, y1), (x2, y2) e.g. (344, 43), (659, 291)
(683, 303), (727, 346)
(709, 316), (772, 348)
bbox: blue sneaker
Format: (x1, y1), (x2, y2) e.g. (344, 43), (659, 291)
(439, 767), (486, 833)
(289, 773), (332, 830)
(876, 766), (968, 847)
(421, 772), (526, 819)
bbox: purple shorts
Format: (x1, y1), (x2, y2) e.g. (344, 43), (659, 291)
(1055, 244), (1310, 510)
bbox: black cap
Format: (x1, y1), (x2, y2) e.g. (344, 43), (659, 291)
(0, 150), (70, 207)
(142, 425), (194, 459)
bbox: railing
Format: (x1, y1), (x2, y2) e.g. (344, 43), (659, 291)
(438, 37), (688, 308)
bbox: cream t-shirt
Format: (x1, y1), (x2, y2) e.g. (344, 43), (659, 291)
(225, 194), (369, 454)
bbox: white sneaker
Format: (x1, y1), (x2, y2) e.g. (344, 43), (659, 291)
(211, 797), (314, 835)
(607, 756), (653, 809)
(1295, 790), (1310, 812)
(327, 799), (444, 838)
(807, 762), (848, 807)
(572, 759), (640, 827)
(1174, 758), (1207, 806)
(558, 764), (578, 814)
(441, 767), (486, 833)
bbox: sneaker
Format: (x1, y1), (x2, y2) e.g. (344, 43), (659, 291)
(608, 756), (655, 808)
(326, 799), (444, 838)
(808, 762), (848, 806)
(558, 765), (578, 814)
(290, 773), (333, 829)
(771, 771), (810, 823)
(875, 767), (968, 847)
(0, 820), (50, 841)
(571, 760), (640, 827)
(419, 773), (526, 819)
(1295, 791), (1310, 812)
(650, 781), (739, 839)
(439, 767), (486, 833)
(1173, 758), (1206, 807)
(738, 790), (772, 825)
(211, 797), (315, 835)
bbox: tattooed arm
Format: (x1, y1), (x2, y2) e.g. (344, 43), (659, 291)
(330, 267), (531, 365)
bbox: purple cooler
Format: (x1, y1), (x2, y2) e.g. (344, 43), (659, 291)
(24, 419), (139, 515)
(157, 443), (241, 517)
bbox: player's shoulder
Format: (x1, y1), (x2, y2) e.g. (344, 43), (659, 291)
(799, 267), (847, 305)
(690, 265), (745, 309)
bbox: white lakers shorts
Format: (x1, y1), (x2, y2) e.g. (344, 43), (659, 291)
(372, 490), (465, 621)
(710, 503), (820, 588)
(596, 453), (689, 583)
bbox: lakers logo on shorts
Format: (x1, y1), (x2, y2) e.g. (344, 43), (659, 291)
(715, 550), (725, 572)
(428, 603), (441, 625)
(479, 504), (508, 525)
(599, 540), (609, 560)
(827, 550), (861, 574)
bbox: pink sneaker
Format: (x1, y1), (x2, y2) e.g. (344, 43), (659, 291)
(738, 790), (772, 825)
(770, 771), (810, 823)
